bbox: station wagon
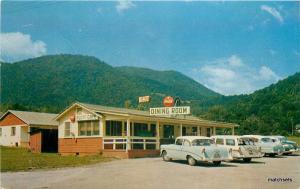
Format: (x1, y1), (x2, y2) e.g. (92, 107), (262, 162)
(211, 135), (263, 162)
(243, 135), (284, 157)
(160, 136), (233, 166)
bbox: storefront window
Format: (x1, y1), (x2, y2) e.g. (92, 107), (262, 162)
(133, 122), (148, 137)
(106, 121), (122, 136)
(163, 125), (174, 139)
(78, 120), (99, 136)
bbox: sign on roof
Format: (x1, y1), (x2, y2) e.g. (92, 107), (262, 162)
(150, 106), (190, 116)
(139, 96), (151, 103)
(77, 114), (99, 121)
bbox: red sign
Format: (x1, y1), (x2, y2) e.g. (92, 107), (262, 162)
(163, 96), (174, 107)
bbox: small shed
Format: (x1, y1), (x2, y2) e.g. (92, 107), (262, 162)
(0, 110), (58, 153)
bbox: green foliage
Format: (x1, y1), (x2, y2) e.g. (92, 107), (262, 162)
(1, 55), (299, 136)
(1, 54), (219, 113)
(203, 72), (300, 135)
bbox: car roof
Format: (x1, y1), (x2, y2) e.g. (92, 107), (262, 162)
(212, 135), (241, 139)
(243, 135), (273, 139)
(176, 136), (211, 141)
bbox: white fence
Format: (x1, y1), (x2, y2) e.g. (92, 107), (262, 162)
(103, 137), (158, 150)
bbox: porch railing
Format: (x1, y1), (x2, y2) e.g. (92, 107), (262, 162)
(103, 137), (159, 150)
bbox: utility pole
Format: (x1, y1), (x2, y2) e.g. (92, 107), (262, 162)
(291, 118), (294, 136)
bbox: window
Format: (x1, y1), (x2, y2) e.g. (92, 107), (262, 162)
(176, 139), (184, 145)
(163, 125), (174, 139)
(226, 139), (235, 146)
(216, 138), (224, 145)
(206, 128), (211, 137)
(11, 127), (16, 136)
(183, 140), (191, 147)
(182, 127), (187, 136)
(106, 121), (122, 136)
(133, 122), (148, 136)
(192, 139), (214, 146)
(78, 121), (100, 136)
(64, 122), (71, 137)
(192, 127), (197, 135)
(0, 128), (2, 136)
(261, 138), (272, 143)
(150, 124), (156, 137)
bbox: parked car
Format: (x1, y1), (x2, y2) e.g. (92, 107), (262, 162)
(243, 135), (284, 157)
(211, 135), (263, 162)
(160, 136), (233, 166)
(271, 136), (299, 155)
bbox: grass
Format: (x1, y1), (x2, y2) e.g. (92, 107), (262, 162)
(287, 136), (300, 146)
(0, 146), (114, 172)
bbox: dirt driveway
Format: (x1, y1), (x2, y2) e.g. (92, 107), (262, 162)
(2, 154), (300, 189)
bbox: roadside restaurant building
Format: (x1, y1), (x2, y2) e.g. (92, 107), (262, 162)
(56, 102), (238, 158)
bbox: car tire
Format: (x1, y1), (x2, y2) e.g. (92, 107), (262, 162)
(213, 161), (221, 166)
(187, 156), (196, 166)
(162, 151), (171, 161)
(243, 158), (252, 163)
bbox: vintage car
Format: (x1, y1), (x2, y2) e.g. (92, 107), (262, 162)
(160, 136), (233, 166)
(243, 135), (284, 157)
(271, 136), (299, 154)
(211, 135), (263, 162)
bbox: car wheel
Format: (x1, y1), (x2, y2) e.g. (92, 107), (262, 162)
(243, 158), (252, 163)
(213, 161), (221, 166)
(162, 151), (171, 161)
(187, 156), (196, 166)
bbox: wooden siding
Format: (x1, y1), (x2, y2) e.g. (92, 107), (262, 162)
(0, 113), (26, 126)
(58, 137), (102, 155)
(30, 132), (42, 153)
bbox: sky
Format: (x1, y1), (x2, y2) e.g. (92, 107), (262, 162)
(1, 1), (300, 95)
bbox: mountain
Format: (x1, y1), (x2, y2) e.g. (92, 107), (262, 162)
(1, 54), (219, 113)
(203, 72), (300, 135)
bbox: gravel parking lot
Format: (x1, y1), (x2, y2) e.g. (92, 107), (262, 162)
(2, 153), (300, 189)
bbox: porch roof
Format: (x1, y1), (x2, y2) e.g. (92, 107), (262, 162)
(57, 102), (238, 128)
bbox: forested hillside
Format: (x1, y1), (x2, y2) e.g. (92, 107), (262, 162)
(1, 54), (219, 113)
(203, 72), (300, 135)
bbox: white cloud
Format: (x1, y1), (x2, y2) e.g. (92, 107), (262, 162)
(0, 32), (47, 62)
(261, 5), (284, 24)
(228, 55), (244, 67)
(116, 0), (135, 13)
(258, 66), (281, 81)
(191, 55), (281, 95)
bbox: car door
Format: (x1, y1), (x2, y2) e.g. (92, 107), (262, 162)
(169, 139), (184, 159)
(179, 139), (191, 160)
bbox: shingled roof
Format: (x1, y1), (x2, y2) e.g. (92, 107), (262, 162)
(0, 110), (58, 126)
(56, 102), (238, 128)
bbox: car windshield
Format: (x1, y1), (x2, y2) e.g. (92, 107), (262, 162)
(192, 139), (214, 146)
(238, 138), (255, 145)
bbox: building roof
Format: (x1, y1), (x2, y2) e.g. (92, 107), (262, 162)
(176, 136), (212, 141)
(0, 110), (58, 126)
(56, 102), (238, 128)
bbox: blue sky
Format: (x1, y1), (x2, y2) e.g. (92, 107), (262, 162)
(1, 1), (299, 95)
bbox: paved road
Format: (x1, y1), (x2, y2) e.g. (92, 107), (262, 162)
(2, 153), (300, 189)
